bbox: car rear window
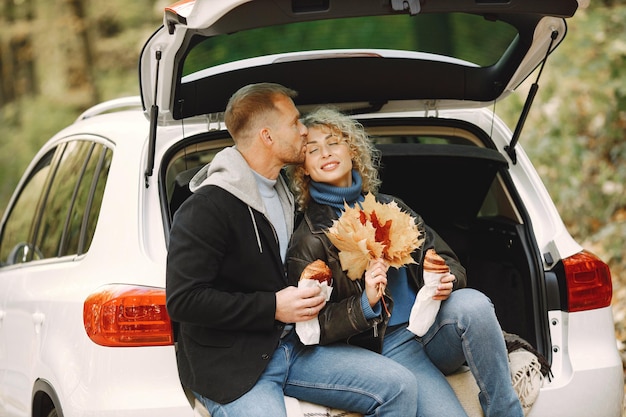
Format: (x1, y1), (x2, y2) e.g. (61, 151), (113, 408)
(182, 13), (517, 76)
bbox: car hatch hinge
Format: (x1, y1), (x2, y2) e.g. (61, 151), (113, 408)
(206, 112), (224, 131)
(391, 0), (421, 15)
(145, 49), (161, 188)
(424, 100), (439, 118)
(505, 30), (558, 165)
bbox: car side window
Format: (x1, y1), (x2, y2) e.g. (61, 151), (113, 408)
(35, 141), (112, 259)
(0, 149), (55, 265)
(58, 143), (112, 256)
(80, 145), (112, 254)
(0, 139), (112, 266)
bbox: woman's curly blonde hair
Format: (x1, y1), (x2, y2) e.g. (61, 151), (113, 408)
(286, 107), (382, 212)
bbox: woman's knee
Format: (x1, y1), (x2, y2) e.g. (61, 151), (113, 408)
(441, 288), (496, 321)
(452, 287), (492, 306)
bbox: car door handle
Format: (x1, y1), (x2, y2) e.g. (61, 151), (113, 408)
(32, 312), (45, 334)
(0, 310), (5, 324)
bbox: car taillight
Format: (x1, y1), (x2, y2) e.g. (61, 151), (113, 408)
(83, 284), (174, 347)
(562, 250), (613, 312)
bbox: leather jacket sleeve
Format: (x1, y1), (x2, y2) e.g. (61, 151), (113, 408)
(287, 212), (384, 348)
(286, 194), (467, 352)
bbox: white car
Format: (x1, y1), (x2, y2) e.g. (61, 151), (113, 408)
(0, 1), (622, 417)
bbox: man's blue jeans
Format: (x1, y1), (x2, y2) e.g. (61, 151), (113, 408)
(382, 288), (524, 417)
(195, 329), (418, 417)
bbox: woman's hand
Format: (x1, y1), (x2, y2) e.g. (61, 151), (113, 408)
(364, 258), (388, 307)
(433, 273), (456, 301)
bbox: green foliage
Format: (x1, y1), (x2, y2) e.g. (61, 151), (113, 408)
(0, 98), (79, 217)
(499, 5), (626, 276)
(183, 13), (514, 76)
(0, 0), (159, 218)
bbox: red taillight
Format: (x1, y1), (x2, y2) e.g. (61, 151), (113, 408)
(562, 250), (613, 312)
(83, 285), (174, 347)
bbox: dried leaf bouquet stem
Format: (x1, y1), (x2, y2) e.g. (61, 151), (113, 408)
(325, 193), (424, 315)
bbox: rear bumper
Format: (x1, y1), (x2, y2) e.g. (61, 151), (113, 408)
(528, 308), (624, 417)
(528, 364), (624, 417)
(55, 345), (195, 417)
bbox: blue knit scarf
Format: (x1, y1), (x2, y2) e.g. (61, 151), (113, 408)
(309, 170), (364, 212)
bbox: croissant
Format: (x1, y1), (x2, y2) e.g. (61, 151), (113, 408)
(300, 259), (332, 285)
(423, 249), (449, 274)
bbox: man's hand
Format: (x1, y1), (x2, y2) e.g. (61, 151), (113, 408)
(275, 285), (326, 323)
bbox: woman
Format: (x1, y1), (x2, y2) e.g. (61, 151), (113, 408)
(285, 107), (524, 417)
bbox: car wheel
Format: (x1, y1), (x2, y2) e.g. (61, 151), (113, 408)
(46, 408), (58, 417)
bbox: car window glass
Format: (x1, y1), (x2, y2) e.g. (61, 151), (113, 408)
(477, 177), (520, 222)
(0, 149), (55, 266)
(182, 13), (517, 77)
(35, 140), (95, 259)
(59, 143), (111, 256)
(81, 146), (112, 254)
(35, 140), (106, 258)
(163, 137), (234, 223)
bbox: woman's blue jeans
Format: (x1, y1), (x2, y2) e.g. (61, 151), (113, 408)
(382, 288), (524, 417)
(195, 329), (418, 417)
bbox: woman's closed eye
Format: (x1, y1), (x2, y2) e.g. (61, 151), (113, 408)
(307, 137), (343, 155)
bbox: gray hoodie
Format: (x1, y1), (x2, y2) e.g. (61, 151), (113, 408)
(189, 146), (296, 248)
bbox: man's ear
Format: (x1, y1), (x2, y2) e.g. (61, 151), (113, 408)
(260, 128), (272, 145)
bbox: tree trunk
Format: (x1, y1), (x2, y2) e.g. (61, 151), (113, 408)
(0, 0), (98, 109)
(0, 0), (37, 106)
(33, 0), (98, 107)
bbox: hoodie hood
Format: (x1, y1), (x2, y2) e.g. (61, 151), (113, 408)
(189, 146), (295, 233)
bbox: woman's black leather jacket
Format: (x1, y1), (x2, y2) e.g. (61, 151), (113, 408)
(286, 193), (466, 353)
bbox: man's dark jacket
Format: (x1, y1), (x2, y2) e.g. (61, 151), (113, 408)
(166, 147), (295, 403)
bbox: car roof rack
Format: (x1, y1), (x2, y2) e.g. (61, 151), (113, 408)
(75, 96), (142, 122)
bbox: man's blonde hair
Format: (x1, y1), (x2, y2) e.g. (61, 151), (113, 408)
(225, 83), (298, 145)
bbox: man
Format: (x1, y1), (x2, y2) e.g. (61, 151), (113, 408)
(166, 83), (418, 417)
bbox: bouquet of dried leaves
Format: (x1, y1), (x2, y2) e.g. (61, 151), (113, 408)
(325, 192), (424, 280)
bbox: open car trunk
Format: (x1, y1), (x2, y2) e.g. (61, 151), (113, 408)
(376, 142), (544, 351)
(163, 115), (550, 360)
(369, 119), (548, 355)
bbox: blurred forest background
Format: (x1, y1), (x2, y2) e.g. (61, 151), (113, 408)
(0, 0), (625, 391)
